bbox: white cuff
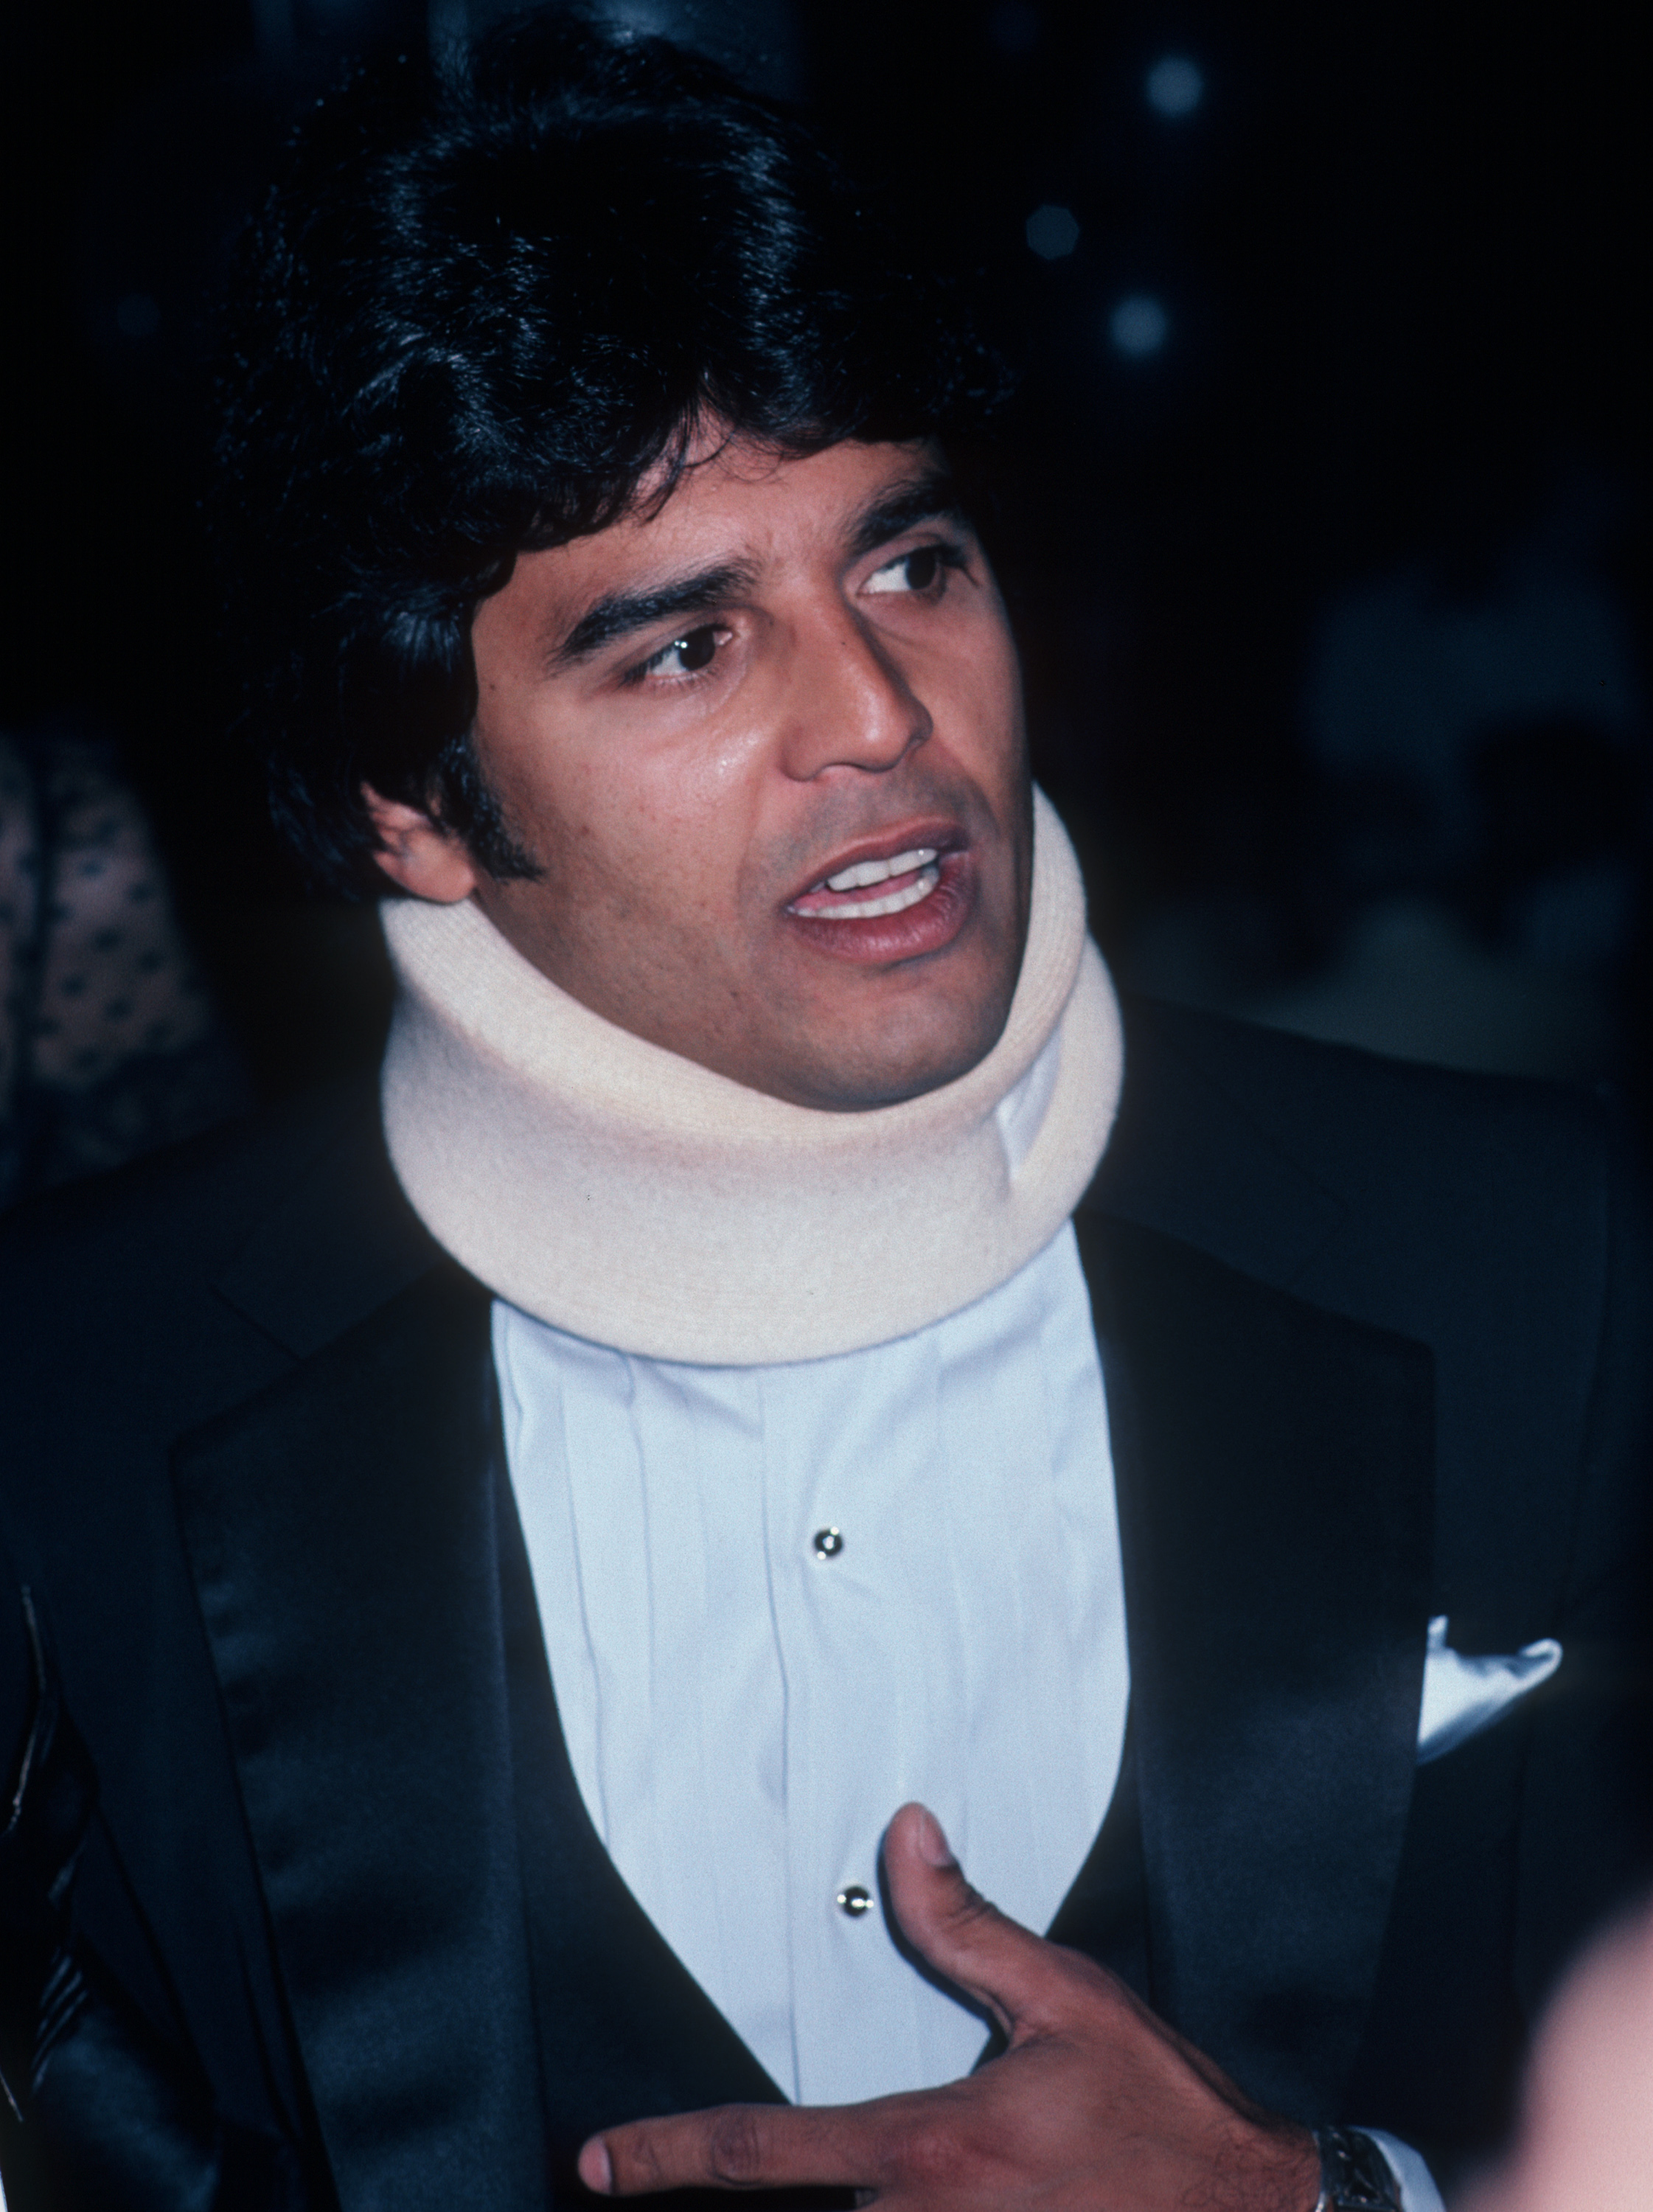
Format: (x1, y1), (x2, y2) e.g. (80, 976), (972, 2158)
(1357, 2126), (1444, 2212)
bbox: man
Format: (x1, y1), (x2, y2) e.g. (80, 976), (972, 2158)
(2, 15), (1649, 2211)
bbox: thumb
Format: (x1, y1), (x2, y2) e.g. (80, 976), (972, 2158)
(880, 1803), (1065, 2039)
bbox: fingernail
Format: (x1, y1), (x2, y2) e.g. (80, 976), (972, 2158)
(914, 1806), (956, 1868)
(579, 2140), (613, 2195)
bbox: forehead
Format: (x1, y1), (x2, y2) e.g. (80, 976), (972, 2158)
(617, 432), (944, 549)
(495, 436), (950, 637)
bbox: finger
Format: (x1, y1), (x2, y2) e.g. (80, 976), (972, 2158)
(880, 1802), (1074, 2036)
(580, 2098), (891, 2197)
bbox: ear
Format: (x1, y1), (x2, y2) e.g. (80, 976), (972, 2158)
(361, 786), (479, 903)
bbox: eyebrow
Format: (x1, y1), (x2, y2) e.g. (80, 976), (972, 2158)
(549, 465), (973, 668)
(845, 468), (971, 562)
(552, 559), (759, 667)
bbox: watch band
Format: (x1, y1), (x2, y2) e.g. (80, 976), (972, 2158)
(1310, 2127), (1404, 2212)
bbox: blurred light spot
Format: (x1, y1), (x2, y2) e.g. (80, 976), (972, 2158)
(989, 1), (1040, 54)
(596, 1), (675, 34)
(1109, 293), (1169, 357)
(1145, 55), (1204, 117)
(1026, 204), (1080, 260)
(115, 293), (161, 339)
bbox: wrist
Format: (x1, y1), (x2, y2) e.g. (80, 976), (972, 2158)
(1222, 2116), (1321, 2212)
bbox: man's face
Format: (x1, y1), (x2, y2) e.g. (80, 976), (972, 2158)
(414, 437), (1031, 1111)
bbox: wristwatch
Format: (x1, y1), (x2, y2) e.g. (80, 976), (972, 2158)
(1310, 2127), (1404, 2212)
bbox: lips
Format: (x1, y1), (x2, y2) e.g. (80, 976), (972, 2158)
(784, 823), (962, 918)
(787, 846), (941, 920)
(783, 826), (975, 964)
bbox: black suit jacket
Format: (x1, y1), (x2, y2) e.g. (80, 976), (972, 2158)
(3, 998), (1651, 2210)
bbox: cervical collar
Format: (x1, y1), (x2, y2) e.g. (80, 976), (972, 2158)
(380, 787), (1123, 1364)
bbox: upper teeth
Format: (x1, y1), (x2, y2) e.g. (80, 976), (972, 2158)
(825, 846), (938, 892)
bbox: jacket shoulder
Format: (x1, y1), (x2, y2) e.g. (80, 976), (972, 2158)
(1096, 995), (1653, 1641)
(1, 1085), (358, 1311)
(0, 1079), (436, 1548)
(1097, 993), (1643, 1299)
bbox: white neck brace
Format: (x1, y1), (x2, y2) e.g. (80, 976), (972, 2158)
(380, 787), (1123, 1364)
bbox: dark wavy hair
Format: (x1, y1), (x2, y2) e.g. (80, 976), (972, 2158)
(214, 10), (1007, 894)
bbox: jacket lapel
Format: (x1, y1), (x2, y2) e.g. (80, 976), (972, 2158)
(494, 1465), (792, 2200)
(173, 1263), (548, 2211)
(1073, 1208), (1433, 2121)
(179, 1107), (791, 2205)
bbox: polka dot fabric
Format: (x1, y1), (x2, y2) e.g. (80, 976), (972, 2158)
(0, 739), (38, 1128)
(27, 742), (214, 1092)
(1, 732), (249, 1207)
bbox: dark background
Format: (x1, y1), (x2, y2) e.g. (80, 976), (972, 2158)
(4, 0), (1649, 1138)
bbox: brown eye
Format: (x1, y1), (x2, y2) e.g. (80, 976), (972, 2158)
(639, 623), (728, 681)
(673, 626), (720, 672)
(864, 543), (956, 597)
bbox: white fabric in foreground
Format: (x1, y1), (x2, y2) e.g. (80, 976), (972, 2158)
(382, 786), (1122, 1364)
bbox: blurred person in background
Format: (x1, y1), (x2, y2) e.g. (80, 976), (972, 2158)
(0, 727), (248, 1211)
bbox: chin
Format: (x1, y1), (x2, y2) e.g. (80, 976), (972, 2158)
(789, 994), (1017, 1113)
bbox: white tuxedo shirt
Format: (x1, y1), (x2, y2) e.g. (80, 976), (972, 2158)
(496, 1223), (1560, 2212)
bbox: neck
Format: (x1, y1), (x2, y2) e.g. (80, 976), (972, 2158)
(379, 787), (1124, 1364)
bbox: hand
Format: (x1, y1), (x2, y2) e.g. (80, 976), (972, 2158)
(1460, 1896), (1653, 2212)
(578, 1801), (1321, 2210)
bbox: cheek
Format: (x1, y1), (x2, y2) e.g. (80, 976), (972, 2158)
(939, 647), (1024, 790)
(529, 731), (766, 925)
(981, 623), (1026, 735)
(613, 712), (777, 866)
(923, 601), (1021, 728)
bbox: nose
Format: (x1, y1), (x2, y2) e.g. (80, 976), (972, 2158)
(777, 604), (931, 780)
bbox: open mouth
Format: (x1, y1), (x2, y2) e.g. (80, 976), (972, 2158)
(786, 846), (942, 921)
(781, 821), (975, 965)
